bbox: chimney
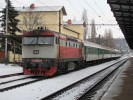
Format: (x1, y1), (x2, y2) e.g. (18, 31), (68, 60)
(67, 19), (72, 24)
(30, 3), (35, 9)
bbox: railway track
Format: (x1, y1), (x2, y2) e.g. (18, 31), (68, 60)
(0, 73), (23, 78)
(40, 59), (127, 100)
(0, 75), (44, 92)
(0, 75), (34, 85)
(77, 59), (127, 100)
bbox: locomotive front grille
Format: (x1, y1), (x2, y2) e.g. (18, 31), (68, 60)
(31, 70), (45, 75)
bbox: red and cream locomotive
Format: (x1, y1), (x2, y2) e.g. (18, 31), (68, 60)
(22, 29), (83, 76)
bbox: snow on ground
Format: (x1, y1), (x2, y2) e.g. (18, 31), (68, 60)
(0, 64), (22, 76)
(0, 56), (129, 100)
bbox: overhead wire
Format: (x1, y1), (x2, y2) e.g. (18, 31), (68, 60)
(63, 0), (81, 14)
(82, 0), (105, 22)
(13, 0), (28, 6)
(0, 0), (119, 27)
(14, 0), (118, 26)
(36, 0), (47, 6)
(36, 0), (82, 19)
(58, 0), (82, 19)
(93, 0), (110, 22)
(36, 0), (53, 8)
(36, 0), (66, 13)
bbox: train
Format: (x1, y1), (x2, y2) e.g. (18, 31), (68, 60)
(22, 29), (121, 76)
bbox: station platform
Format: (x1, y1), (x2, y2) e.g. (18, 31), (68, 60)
(99, 57), (133, 100)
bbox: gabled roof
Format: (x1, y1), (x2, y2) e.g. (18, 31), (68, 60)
(16, 6), (67, 15)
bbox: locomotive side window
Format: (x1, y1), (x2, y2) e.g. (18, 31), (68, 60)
(73, 43), (75, 47)
(69, 42), (71, 47)
(65, 42), (67, 47)
(56, 37), (59, 44)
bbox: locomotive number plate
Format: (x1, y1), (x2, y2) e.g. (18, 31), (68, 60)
(33, 50), (39, 54)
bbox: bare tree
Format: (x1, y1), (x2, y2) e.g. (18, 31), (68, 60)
(82, 9), (89, 40)
(22, 5), (45, 31)
(90, 19), (96, 43)
(103, 29), (114, 48)
(108, 29), (114, 48)
(103, 29), (108, 46)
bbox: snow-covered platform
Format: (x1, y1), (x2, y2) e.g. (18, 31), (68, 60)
(97, 57), (133, 100)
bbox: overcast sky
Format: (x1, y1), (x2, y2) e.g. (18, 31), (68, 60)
(0, 0), (124, 38)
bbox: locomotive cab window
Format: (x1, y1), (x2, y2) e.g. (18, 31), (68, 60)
(38, 37), (54, 45)
(23, 37), (37, 44)
(23, 37), (54, 45)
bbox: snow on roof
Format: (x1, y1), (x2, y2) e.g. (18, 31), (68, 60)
(84, 40), (103, 49)
(15, 6), (67, 15)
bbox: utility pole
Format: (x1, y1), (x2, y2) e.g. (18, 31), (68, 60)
(59, 10), (61, 33)
(58, 10), (61, 59)
(5, 0), (8, 64)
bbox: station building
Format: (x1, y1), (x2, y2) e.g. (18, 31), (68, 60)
(16, 4), (84, 40)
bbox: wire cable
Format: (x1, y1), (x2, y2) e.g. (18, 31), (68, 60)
(13, 0), (28, 6)
(93, 0), (110, 22)
(83, 0), (105, 22)
(59, 0), (82, 18)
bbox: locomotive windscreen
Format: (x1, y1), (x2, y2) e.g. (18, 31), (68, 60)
(23, 37), (54, 45)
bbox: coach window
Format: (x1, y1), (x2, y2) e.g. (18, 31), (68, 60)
(77, 44), (79, 48)
(66, 41), (68, 47)
(65, 41), (67, 47)
(69, 42), (70, 47)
